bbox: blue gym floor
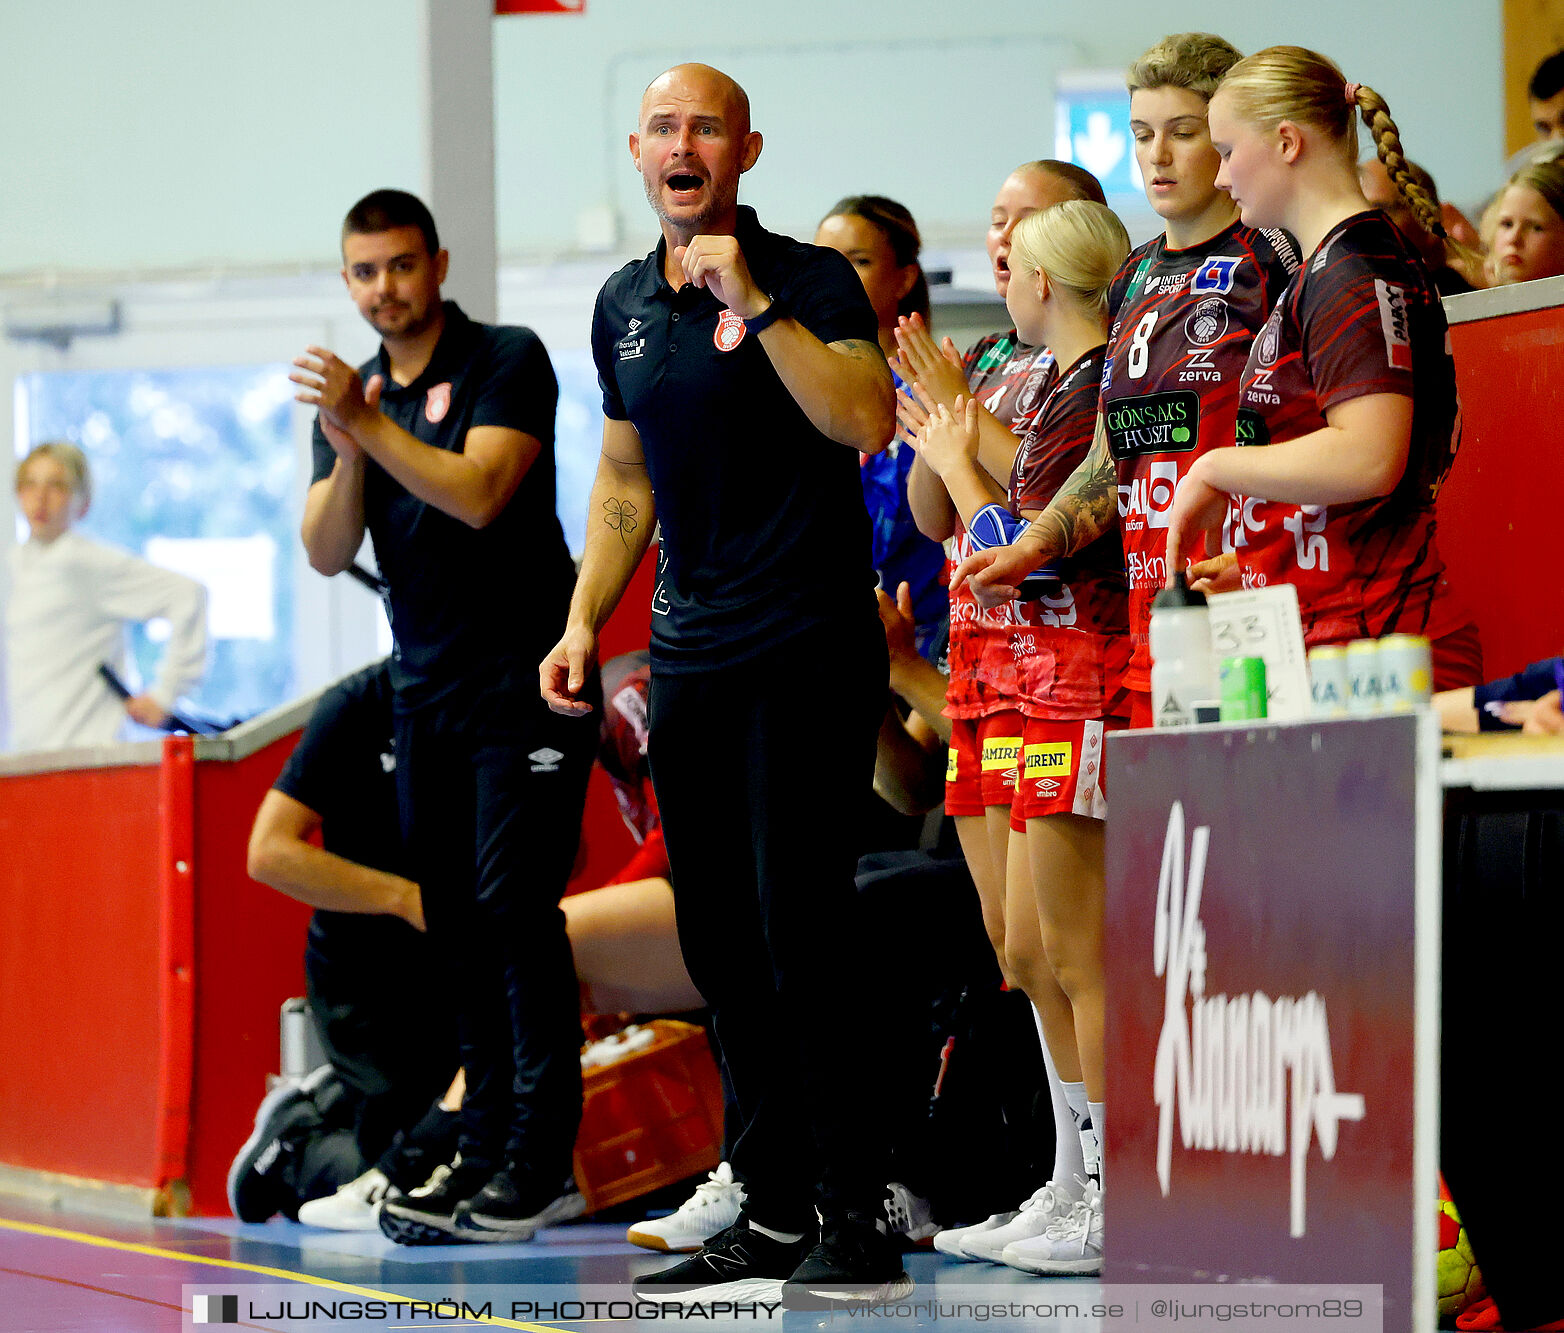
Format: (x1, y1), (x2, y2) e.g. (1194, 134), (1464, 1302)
(0, 1196), (1105, 1333)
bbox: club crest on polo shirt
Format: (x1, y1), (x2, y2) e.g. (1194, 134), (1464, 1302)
(425, 382), (452, 424)
(715, 308), (746, 352)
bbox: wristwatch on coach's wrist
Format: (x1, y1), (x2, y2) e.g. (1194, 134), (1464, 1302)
(744, 295), (786, 334)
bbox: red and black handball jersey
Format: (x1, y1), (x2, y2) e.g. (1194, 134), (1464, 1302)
(1005, 346), (1129, 720)
(1101, 222), (1299, 691)
(944, 331), (1057, 719)
(1232, 211), (1468, 647)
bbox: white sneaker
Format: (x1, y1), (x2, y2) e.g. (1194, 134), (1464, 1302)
(884, 1182), (938, 1242)
(931, 1210), (1019, 1260)
(626, 1162), (746, 1253)
(959, 1182), (1075, 1263)
(1001, 1180), (1102, 1276)
(297, 1168), (391, 1232)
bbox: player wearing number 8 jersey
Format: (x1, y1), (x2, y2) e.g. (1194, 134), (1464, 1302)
(1164, 46), (1481, 688)
(1105, 220), (1296, 708)
(950, 35), (1297, 729)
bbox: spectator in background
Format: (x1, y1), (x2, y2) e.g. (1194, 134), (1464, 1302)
(1530, 51), (1564, 142)
(1484, 156), (1564, 285)
(1496, 52), (1564, 186)
(3, 441), (207, 752)
(815, 197), (947, 659)
(1359, 157), (1480, 293)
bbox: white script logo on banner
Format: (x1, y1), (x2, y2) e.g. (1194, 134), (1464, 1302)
(1151, 801), (1366, 1238)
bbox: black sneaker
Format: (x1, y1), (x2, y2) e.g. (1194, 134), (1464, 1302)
(632, 1216), (812, 1305)
(781, 1213), (914, 1310)
(453, 1167), (587, 1242)
(377, 1156), (495, 1245)
(383, 1105), (463, 1194)
(226, 1070), (331, 1222)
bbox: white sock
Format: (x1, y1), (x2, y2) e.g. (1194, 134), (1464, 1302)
(749, 1220), (805, 1244)
(1033, 1006), (1086, 1200)
(1087, 1100), (1106, 1191)
(1061, 1081), (1099, 1187)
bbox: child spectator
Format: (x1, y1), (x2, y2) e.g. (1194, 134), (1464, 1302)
(1485, 156), (1564, 285)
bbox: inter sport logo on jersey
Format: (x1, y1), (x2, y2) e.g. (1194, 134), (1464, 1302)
(1191, 256), (1240, 294)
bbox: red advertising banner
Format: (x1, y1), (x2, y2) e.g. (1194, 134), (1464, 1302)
(1105, 715), (1432, 1333)
(495, 1), (585, 12)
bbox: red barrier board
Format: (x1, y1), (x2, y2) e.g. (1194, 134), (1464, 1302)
(0, 761), (166, 1186)
(1440, 288), (1564, 679)
(0, 545), (657, 1216)
(1105, 716), (1436, 1333)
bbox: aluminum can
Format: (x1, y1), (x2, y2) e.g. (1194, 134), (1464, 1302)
(1346, 639), (1383, 715)
(1219, 656), (1268, 721)
(1309, 645), (1350, 717)
(1378, 634), (1433, 711)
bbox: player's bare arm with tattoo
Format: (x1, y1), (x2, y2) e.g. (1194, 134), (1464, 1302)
(540, 417), (655, 715)
(952, 413), (1117, 605)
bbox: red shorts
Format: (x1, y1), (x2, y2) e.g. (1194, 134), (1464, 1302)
(1127, 688), (1154, 731)
(1009, 715), (1128, 830)
(945, 710), (1026, 816)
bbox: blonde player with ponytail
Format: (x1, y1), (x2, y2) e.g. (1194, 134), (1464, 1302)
(1164, 47), (1482, 688)
(915, 201), (1131, 1276)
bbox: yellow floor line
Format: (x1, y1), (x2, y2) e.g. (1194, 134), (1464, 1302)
(0, 1217), (556, 1331)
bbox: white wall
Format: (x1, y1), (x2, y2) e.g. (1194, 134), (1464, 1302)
(0, 0), (1504, 280)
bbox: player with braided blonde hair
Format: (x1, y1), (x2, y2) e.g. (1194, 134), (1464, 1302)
(1162, 46), (1482, 688)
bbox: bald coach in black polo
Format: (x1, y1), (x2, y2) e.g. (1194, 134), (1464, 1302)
(541, 63), (912, 1308)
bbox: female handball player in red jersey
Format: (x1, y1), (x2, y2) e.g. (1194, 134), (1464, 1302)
(892, 159), (1107, 1265)
(915, 201), (1131, 1275)
(1161, 46), (1482, 689)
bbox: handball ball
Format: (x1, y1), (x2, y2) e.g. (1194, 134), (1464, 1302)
(1437, 1175), (1486, 1324)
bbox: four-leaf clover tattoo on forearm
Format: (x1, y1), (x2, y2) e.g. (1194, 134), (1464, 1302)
(604, 496), (640, 549)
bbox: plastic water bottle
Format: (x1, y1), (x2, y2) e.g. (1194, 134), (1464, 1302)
(1149, 572), (1218, 727)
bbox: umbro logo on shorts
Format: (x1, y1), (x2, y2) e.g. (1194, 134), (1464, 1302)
(528, 747), (564, 773)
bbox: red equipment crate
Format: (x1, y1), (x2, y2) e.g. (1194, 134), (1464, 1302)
(573, 1020), (724, 1213)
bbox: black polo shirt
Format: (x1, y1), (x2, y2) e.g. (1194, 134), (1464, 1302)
(311, 302), (576, 710)
(591, 206), (880, 672)
(273, 660), (420, 959)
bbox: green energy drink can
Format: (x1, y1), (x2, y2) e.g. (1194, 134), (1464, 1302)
(1219, 656), (1268, 721)
(1378, 634), (1433, 711)
(1308, 645), (1350, 717)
